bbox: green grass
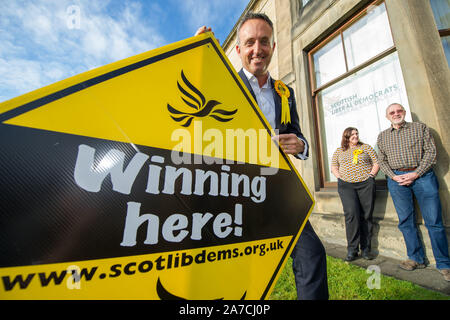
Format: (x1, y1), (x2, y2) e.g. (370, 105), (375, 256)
(269, 256), (450, 300)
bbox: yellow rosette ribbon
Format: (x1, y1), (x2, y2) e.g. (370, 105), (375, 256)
(274, 80), (291, 125)
(352, 149), (363, 164)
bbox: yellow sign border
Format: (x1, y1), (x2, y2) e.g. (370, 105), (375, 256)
(0, 33), (315, 299)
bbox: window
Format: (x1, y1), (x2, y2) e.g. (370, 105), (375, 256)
(342, 4), (393, 69)
(313, 34), (346, 87)
(430, 0), (450, 67)
(308, 0), (412, 187)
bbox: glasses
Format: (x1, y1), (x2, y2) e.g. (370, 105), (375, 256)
(388, 109), (404, 116)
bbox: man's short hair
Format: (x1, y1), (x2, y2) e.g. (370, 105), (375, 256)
(386, 102), (405, 115)
(236, 12), (274, 45)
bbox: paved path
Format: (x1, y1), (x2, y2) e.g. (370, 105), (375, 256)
(323, 241), (450, 297)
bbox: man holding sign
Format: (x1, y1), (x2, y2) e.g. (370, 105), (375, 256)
(196, 12), (328, 300)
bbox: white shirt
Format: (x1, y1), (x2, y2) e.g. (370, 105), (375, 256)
(243, 68), (276, 129)
(242, 68), (308, 160)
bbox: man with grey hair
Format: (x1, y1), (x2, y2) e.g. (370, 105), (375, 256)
(196, 12), (329, 299)
(377, 103), (450, 281)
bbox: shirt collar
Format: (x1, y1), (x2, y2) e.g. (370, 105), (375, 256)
(390, 121), (409, 131)
(242, 68), (271, 89)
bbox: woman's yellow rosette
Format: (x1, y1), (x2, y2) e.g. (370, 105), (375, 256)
(352, 149), (363, 164)
(274, 80), (290, 124)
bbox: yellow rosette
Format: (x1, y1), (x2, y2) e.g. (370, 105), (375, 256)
(274, 80), (290, 125)
(352, 149), (363, 164)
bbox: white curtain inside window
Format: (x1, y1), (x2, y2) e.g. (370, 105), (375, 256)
(313, 35), (346, 88)
(343, 2), (393, 69)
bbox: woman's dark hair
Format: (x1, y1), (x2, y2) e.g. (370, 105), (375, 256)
(341, 127), (363, 151)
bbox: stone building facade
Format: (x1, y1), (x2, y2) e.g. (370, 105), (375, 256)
(222, 0), (450, 264)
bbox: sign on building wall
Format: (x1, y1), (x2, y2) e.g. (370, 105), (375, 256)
(0, 33), (314, 299)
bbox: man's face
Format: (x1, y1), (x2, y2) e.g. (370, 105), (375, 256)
(349, 130), (359, 146)
(236, 19), (275, 77)
(386, 104), (406, 126)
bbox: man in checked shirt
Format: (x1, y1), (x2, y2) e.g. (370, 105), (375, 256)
(377, 103), (450, 281)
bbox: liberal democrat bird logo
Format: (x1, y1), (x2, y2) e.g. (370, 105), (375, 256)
(156, 277), (247, 300)
(167, 70), (237, 127)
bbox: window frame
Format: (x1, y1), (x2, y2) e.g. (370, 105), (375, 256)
(307, 0), (395, 189)
(430, 0), (450, 65)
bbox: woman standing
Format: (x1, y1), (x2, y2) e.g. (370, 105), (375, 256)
(331, 127), (379, 261)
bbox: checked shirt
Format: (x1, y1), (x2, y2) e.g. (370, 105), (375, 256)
(376, 121), (436, 179)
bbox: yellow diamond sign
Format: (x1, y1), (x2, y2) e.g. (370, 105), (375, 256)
(0, 33), (314, 299)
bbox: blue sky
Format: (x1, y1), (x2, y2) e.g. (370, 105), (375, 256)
(0, 0), (249, 102)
